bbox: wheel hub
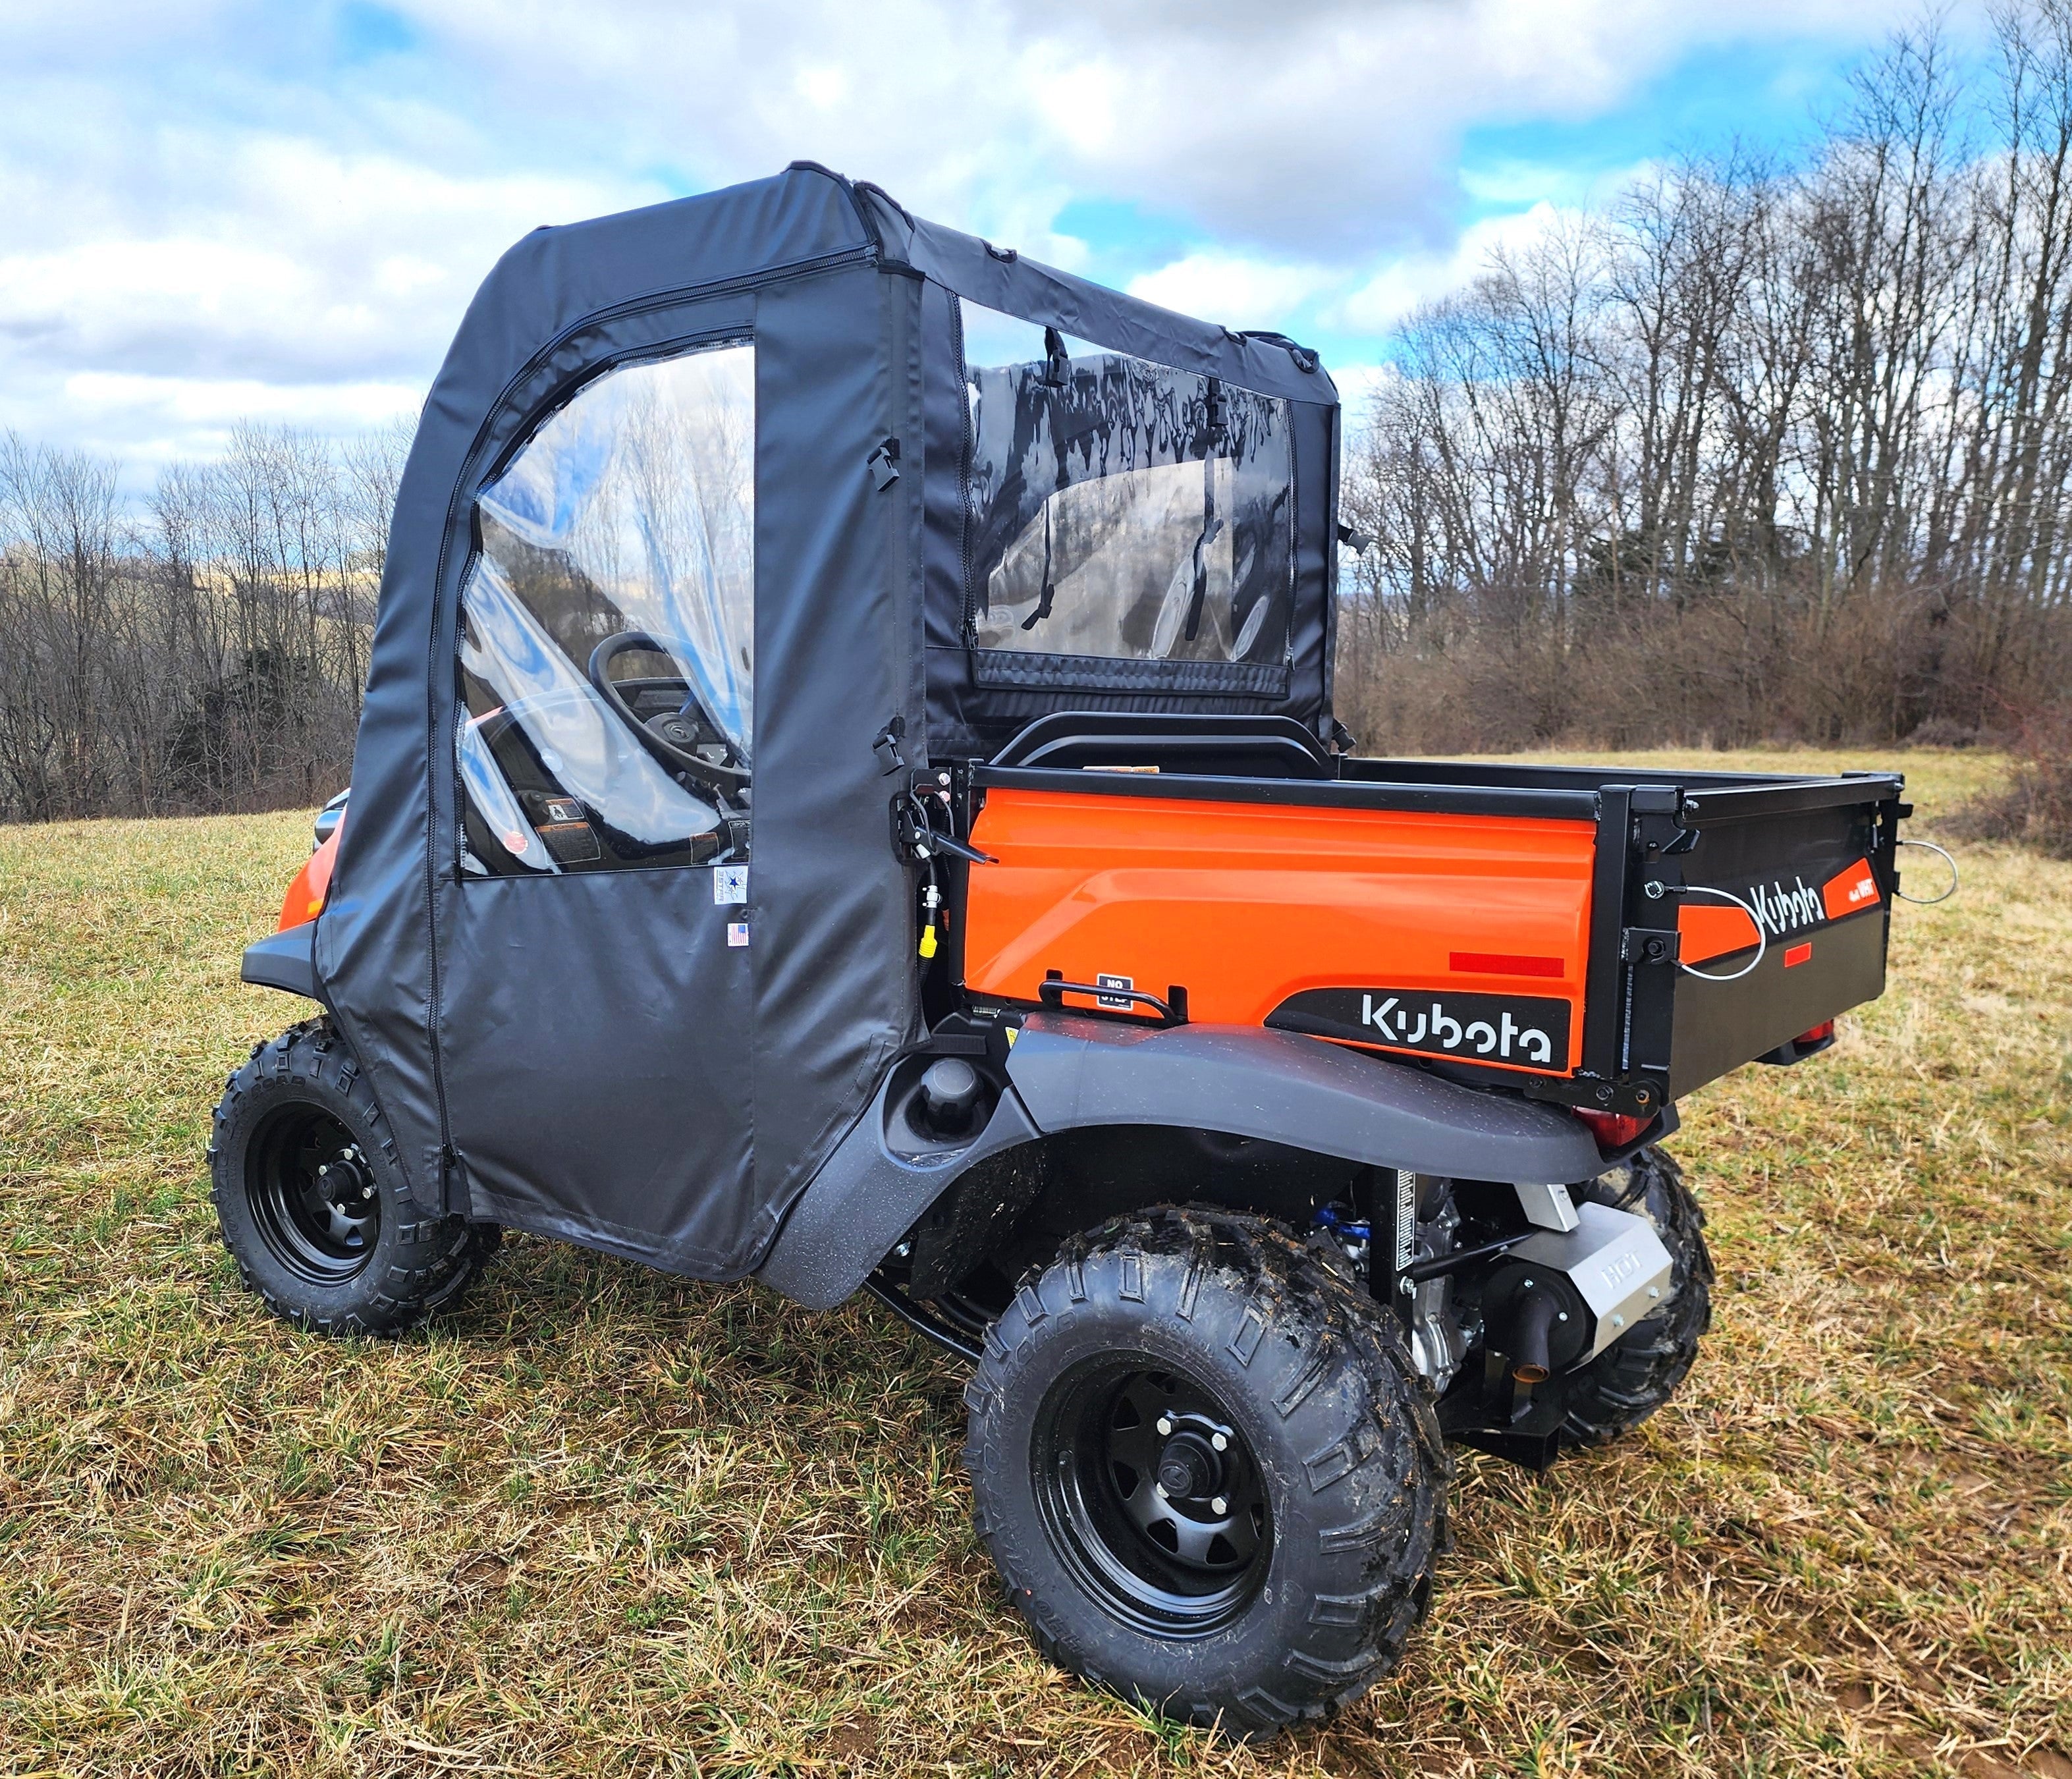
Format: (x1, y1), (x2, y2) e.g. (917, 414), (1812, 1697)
(310, 1147), (377, 1245)
(1153, 1424), (1224, 1502)
(246, 1104), (381, 1286)
(1035, 1357), (1271, 1638)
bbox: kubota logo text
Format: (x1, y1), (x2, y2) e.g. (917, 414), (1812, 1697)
(1268, 987), (1572, 1070)
(1746, 875), (1824, 938)
(1360, 994), (1555, 1064)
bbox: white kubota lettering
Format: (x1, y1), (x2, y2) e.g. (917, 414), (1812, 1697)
(1750, 875), (1824, 937)
(1359, 995), (1550, 1062)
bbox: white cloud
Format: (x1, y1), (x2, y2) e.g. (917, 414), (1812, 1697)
(1126, 254), (1336, 330)
(0, 119), (655, 459)
(0, 0), (1977, 461)
(1332, 202), (1581, 334)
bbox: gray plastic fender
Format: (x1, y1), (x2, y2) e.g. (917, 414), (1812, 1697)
(241, 921), (323, 1001)
(755, 1064), (1045, 1310)
(1005, 1015), (1603, 1179)
(757, 1012), (1605, 1311)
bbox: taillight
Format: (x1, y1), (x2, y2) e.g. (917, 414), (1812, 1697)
(1575, 1108), (1651, 1150)
(1796, 1020), (1834, 1046)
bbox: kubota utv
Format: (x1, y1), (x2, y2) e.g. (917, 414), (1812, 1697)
(218, 163), (1911, 1734)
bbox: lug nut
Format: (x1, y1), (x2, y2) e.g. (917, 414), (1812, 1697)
(1211, 1496), (1228, 1515)
(1156, 1417), (1173, 1436)
(1153, 1482), (1168, 1499)
(1211, 1432), (1228, 1452)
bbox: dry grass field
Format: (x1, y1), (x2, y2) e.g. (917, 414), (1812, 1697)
(1, 749), (2067, 1778)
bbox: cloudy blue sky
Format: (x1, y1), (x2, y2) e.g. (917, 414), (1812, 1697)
(1, 0), (1988, 476)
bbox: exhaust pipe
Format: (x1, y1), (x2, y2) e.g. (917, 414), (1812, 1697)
(1508, 1289), (1558, 1384)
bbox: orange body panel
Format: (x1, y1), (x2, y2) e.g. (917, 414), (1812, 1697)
(279, 829), (340, 932)
(962, 789), (1598, 1075)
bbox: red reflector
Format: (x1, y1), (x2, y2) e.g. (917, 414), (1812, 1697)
(1797, 1020), (1834, 1045)
(1575, 1108), (1650, 1150)
(1783, 941), (1813, 968)
(1450, 951), (1565, 978)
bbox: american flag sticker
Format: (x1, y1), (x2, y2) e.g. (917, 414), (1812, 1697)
(727, 921), (750, 948)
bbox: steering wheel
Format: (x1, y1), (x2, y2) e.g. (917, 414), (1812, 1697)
(586, 631), (750, 798)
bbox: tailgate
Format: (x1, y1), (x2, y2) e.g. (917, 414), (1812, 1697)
(1649, 777), (1905, 1097)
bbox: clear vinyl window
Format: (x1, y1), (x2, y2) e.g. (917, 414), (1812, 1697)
(456, 339), (755, 875)
(960, 304), (1294, 674)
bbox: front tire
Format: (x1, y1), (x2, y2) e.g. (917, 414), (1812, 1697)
(1560, 1146), (1713, 1446)
(209, 1020), (495, 1336)
(965, 1207), (1450, 1738)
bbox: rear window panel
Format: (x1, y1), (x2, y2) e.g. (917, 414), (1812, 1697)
(960, 303), (1295, 688)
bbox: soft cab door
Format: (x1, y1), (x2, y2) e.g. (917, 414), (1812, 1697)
(434, 265), (917, 1276)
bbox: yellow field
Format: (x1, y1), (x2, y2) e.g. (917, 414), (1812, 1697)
(0, 750), (2066, 1778)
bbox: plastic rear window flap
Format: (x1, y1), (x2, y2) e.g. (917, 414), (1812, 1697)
(961, 304), (1295, 677)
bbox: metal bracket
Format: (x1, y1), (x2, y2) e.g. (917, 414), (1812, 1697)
(1620, 927), (1681, 966)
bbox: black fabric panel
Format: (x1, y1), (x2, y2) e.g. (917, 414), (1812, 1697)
(748, 264), (923, 1252)
(867, 198), (1335, 408)
(918, 279), (969, 664)
(430, 290), (759, 1270)
(923, 649), (1288, 755)
(312, 376), (473, 1202)
(312, 160), (1326, 1259)
(314, 167), (869, 1213)
(1287, 397), (1334, 738)
(439, 871), (754, 1271)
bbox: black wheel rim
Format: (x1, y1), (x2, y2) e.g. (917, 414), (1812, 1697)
(246, 1104), (380, 1285)
(1033, 1353), (1272, 1637)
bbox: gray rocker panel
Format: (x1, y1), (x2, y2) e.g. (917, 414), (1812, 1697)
(241, 921), (323, 1002)
(756, 1013), (1605, 1310)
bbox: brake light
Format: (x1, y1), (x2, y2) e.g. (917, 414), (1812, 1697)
(1574, 1108), (1650, 1150)
(1796, 1020), (1834, 1046)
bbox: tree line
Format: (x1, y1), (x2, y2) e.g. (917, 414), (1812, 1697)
(1338, 7), (2072, 753)
(0, 422), (405, 821)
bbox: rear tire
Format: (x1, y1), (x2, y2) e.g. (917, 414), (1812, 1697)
(965, 1206), (1450, 1738)
(209, 1020), (496, 1336)
(1560, 1147), (1712, 1446)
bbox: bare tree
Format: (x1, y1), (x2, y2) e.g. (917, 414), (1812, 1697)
(0, 421), (402, 821)
(1343, 11), (2072, 753)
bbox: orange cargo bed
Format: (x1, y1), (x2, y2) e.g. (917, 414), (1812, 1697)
(950, 741), (1907, 1116)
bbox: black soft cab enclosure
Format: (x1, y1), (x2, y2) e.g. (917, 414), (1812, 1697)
(302, 163), (1337, 1274)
